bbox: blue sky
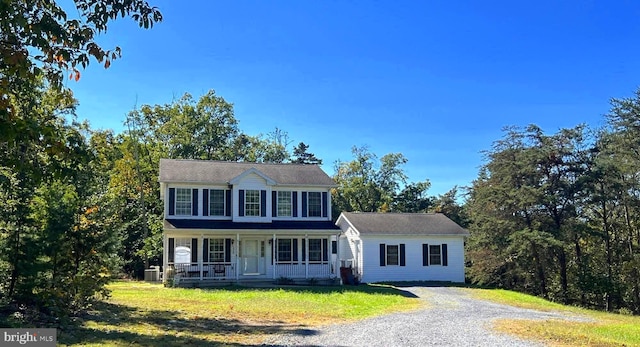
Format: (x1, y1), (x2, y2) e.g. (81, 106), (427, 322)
(68, 0), (640, 196)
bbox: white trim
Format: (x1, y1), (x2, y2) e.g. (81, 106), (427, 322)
(229, 168), (277, 185)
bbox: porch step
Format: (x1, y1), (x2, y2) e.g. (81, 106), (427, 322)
(173, 277), (340, 288)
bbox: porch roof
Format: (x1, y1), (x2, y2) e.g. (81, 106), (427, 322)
(164, 219), (340, 231)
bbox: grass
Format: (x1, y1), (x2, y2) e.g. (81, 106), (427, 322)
(55, 281), (420, 346)
(466, 288), (640, 347)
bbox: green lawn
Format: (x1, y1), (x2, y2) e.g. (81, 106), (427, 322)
(56, 281), (421, 346)
(466, 288), (640, 347)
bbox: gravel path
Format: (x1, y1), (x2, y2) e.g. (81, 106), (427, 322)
(265, 286), (590, 347)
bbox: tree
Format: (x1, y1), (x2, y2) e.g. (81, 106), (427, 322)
(332, 146), (430, 218)
(0, 0), (162, 96)
(292, 142), (322, 165)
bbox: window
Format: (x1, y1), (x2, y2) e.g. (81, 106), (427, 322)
(175, 188), (192, 215)
(386, 245), (399, 266)
(429, 245), (442, 265)
(174, 238), (192, 264)
(209, 239), (225, 263)
(308, 192), (321, 217)
(308, 239), (322, 262)
(209, 189), (225, 216)
(277, 191), (292, 217)
(245, 190), (260, 216)
(277, 239), (293, 262)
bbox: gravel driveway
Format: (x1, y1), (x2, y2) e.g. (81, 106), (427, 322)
(266, 286), (589, 347)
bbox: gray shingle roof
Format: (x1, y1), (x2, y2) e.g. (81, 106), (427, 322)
(338, 212), (469, 236)
(159, 159), (336, 186)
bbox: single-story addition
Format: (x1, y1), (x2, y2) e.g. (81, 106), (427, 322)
(336, 212), (469, 283)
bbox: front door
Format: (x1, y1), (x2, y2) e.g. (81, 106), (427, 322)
(242, 239), (260, 275)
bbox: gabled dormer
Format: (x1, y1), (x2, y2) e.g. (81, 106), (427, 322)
(231, 168), (276, 223)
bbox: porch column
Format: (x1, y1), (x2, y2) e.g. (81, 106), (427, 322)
(305, 234), (309, 279)
(162, 234), (168, 283)
(199, 234), (204, 280)
(272, 234), (276, 280)
(236, 233), (240, 280)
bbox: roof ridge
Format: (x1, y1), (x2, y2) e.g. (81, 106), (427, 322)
(160, 158), (321, 167)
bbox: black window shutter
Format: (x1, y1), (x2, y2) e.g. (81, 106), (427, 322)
(225, 189), (232, 216)
(379, 243), (386, 266)
(292, 192), (298, 217)
(260, 190), (267, 217)
(192, 189), (198, 216)
(225, 239), (232, 262)
(442, 244), (448, 266)
(203, 239), (209, 262)
(322, 238), (328, 261)
(168, 188), (175, 215)
(422, 244), (429, 266)
(191, 238), (198, 263)
(202, 189), (209, 216)
(168, 238), (175, 262)
(272, 191), (277, 217)
(302, 192), (308, 217)
(322, 192), (328, 217)
(399, 244), (406, 266)
(332, 240), (337, 254)
(292, 239), (298, 262)
(302, 239), (306, 261)
(238, 190), (245, 216)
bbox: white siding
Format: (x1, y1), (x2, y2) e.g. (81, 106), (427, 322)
(359, 235), (465, 283)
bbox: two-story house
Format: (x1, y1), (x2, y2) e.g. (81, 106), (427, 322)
(159, 159), (340, 285)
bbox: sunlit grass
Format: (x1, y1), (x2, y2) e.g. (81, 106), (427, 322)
(466, 288), (640, 347)
(57, 280), (420, 346)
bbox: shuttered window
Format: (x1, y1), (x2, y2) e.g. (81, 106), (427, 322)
(245, 190), (260, 216)
(209, 190), (226, 216)
(423, 244), (448, 266)
(386, 245), (399, 265)
(277, 191), (292, 217)
(429, 245), (442, 265)
(308, 192), (322, 217)
(175, 188), (192, 215)
(209, 238), (225, 262)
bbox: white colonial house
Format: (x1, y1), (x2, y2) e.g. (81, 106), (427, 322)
(159, 159), (340, 285)
(336, 212), (469, 283)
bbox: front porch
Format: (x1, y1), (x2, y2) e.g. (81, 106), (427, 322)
(163, 233), (338, 285)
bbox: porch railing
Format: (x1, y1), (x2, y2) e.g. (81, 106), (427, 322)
(275, 262), (332, 279)
(170, 262), (234, 280)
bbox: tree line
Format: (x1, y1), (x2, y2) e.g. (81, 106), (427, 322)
(465, 93), (640, 314)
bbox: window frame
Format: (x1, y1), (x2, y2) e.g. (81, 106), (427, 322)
(175, 188), (192, 216)
(386, 244), (399, 266)
(209, 238), (225, 263)
(244, 189), (261, 217)
(429, 245), (442, 265)
(209, 189), (226, 216)
(277, 239), (293, 263)
(308, 239), (323, 262)
(307, 191), (322, 217)
(277, 191), (292, 217)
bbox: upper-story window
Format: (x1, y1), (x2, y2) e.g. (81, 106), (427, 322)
(209, 189), (225, 216)
(277, 191), (292, 217)
(175, 188), (192, 215)
(245, 190), (261, 216)
(308, 192), (322, 217)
